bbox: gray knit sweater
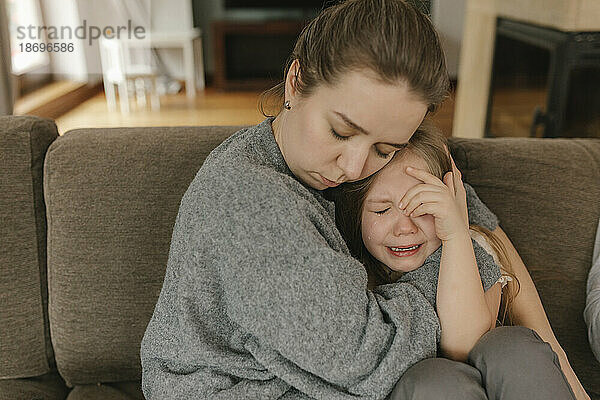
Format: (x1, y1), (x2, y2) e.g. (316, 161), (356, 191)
(140, 117), (501, 400)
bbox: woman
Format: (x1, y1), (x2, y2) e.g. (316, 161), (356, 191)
(140, 0), (582, 398)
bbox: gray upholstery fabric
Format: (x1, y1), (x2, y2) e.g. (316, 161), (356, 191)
(66, 381), (143, 400)
(0, 368), (68, 400)
(449, 137), (600, 397)
(2, 118), (589, 399)
(45, 125), (242, 386)
(0, 116), (57, 378)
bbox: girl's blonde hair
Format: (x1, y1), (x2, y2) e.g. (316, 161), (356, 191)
(469, 225), (520, 326)
(259, 0), (450, 117)
(333, 122), (521, 326)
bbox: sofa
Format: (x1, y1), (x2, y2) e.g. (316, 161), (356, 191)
(1, 115), (599, 400)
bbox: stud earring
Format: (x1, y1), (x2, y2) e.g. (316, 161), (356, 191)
(284, 100), (291, 110)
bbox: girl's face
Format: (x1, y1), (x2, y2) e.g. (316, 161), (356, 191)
(272, 62), (428, 190)
(361, 152), (442, 273)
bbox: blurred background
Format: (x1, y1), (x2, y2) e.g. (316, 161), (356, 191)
(0, 0), (598, 138)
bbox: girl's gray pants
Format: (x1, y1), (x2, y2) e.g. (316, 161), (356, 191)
(388, 325), (577, 399)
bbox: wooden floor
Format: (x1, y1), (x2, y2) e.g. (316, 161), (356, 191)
(55, 83), (586, 138)
(55, 85), (459, 137)
(55, 88), (267, 135)
(489, 86), (547, 138)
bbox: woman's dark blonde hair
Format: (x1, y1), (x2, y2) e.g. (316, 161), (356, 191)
(259, 0), (450, 116)
(333, 122), (521, 326)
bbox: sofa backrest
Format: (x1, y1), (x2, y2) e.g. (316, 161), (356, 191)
(0, 116), (57, 379)
(44, 125), (242, 386)
(450, 137), (600, 395)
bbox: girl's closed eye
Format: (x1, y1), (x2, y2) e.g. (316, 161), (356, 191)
(374, 208), (390, 215)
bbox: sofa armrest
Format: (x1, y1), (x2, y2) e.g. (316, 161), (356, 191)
(0, 116), (59, 379)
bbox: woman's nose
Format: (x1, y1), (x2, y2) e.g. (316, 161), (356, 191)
(392, 211), (418, 236)
(337, 146), (369, 181)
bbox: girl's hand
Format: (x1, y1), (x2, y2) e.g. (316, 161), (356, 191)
(400, 166), (469, 242)
(444, 146), (469, 227)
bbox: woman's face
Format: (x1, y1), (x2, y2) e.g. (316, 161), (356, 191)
(361, 153), (441, 273)
(272, 63), (428, 190)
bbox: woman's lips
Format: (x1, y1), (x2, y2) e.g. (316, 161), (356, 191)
(386, 244), (422, 257)
(319, 174), (340, 188)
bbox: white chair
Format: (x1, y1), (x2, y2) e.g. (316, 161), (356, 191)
(99, 37), (160, 114)
(122, 29), (205, 99)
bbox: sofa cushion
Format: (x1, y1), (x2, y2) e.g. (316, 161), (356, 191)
(44, 125), (242, 386)
(66, 382), (143, 400)
(0, 116), (58, 379)
(0, 370), (69, 400)
(449, 137), (600, 396)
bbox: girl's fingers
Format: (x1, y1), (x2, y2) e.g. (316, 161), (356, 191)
(404, 166), (445, 187)
(409, 202), (438, 218)
(448, 153), (464, 196)
(443, 171), (455, 197)
(402, 191), (445, 216)
(447, 154), (469, 225)
(400, 184), (442, 211)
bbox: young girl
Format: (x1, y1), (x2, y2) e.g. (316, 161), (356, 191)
(333, 122), (588, 398)
(334, 122), (519, 327)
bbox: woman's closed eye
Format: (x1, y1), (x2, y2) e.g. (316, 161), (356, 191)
(330, 128), (395, 159)
(375, 148), (394, 159)
(330, 127), (350, 141)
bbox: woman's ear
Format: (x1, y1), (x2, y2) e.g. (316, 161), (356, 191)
(285, 59), (302, 102)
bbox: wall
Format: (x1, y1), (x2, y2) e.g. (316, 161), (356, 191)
(151, 0), (193, 80)
(431, 0), (466, 80)
(40, 0), (149, 83)
(40, 0), (186, 83)
(40, 0), (87, 81)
